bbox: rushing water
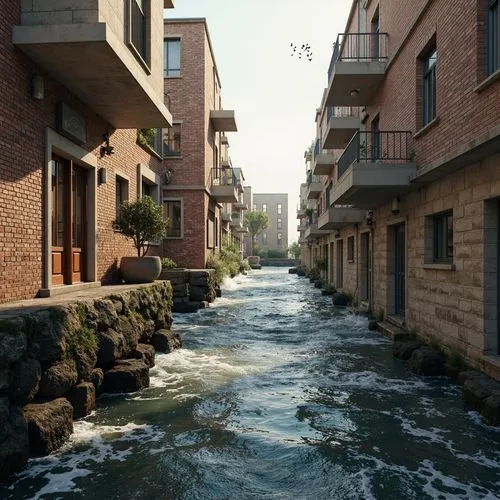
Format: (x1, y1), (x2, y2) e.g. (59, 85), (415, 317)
(3, 268), (500, 499)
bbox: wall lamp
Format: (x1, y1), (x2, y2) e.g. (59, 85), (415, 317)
(391, 197), (400, 215)
(31, 74), (44, 100)
(334, 230), (341, 238)
(98, 167), (107, 185)
(100, 131), (114, 156)
(350, 88), (360, 98)
(366, 210), (374, 226)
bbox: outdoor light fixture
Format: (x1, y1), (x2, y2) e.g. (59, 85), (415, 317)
(100, 131), (114, 156)
(334, 230), (341, 238)
(98, 167), (107, 185)
(366, 210), (374, 226)
(391, 197), (400, 215)
(350, 88), (360, 98)
(32, 74), (44, 100)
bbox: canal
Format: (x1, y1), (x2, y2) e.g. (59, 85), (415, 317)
(3, 268), (500, 499)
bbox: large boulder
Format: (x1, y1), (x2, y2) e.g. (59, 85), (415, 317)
(463, 377), (500, 409)
(409, 347), (446, 376)
(154, 309), (173, 331)
(0, 397), (29, 481)
(102, 359), (149, 394)
(481, 393), (500, 426)
(457, 370), (487, 387)
(94, 299), (119, 332)
(332, 292), (350, 307)
(9, 358), (41, 405)
(393, 340), (424, 361)
(173, 302), (201, 313)
(0, 369), (9, 393)
(296, 268), (306, 277)
(139, 319), (156, 344)
(24, 398), (73, 456)
(91, 368), (104, 396)
(152, 329), (182, 353)
(27, 311), (67, 363)
(114, 316), (140, 357)
(37, 359), (78, 398)
(97, 328), (126, 368)
(0, 327), (26, 366)
(134, 344), (156, 368)
(67, 382), (96, 419)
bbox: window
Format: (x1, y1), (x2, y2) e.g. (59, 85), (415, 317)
(164, 38), (181, 77)
(115, 176), (129, 219)
(488, 0), (499, 75)
(277, 233), (282, 246)
(277, 218), (282, 230)
(164, 199), (182, 238)
(277, 204), (282, 214)
(262, 204), (267, 213)
(347, 236), (355, 262)
(336, 240), (344, 288)
(129, 0), (148, 64)
(262, 233), (267, 244)
(423, 48), (437, 126)
(433, 211), (453, 263)
(252, 204), (256, 211)
(163, 124), (181, 157)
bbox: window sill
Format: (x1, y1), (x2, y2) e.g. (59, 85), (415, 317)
(164, 155), (183, 160)
(165, 236), (183, 240)
(414, 116), (440, 139)
(164, 75), (182, 79)
(423, 262), (456, 271)
(475, 68), (500, 94)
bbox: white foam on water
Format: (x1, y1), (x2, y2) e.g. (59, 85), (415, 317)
(9, 421), (164, 499)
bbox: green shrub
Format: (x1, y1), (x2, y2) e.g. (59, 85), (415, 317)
(268, 249), (287, 258)
(206, 235), (244, 285)
(161, 257), (177, 269)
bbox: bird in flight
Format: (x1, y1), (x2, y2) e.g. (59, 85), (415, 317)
(290, 42), (313, 61)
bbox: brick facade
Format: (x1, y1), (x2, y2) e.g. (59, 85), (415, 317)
(0, 0), (170, 303)
(300, 0), (500, 377)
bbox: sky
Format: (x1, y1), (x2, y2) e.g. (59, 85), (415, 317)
(165, 0), (352, 243)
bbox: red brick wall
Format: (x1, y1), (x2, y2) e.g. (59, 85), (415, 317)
(0, 0), (164, 303)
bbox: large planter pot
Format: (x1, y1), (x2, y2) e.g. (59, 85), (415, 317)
(247, 256), (260, 266)
(120, 256), (161, 283)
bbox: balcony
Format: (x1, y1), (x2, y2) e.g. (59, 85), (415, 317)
(326, 33), (388, 106)
(312, 139), (335, 176)
(297, 221), (308, 231)
(296, 208), (306, 219)
(332, 131), (417, 209)
(210, 168), (238, 203)
(317, 206), (365, 230)
(306, 172), (323, 199)
(12, 1), (171, 128)
(322, 107), (360, 149)
(304, 223), (330, 240)
(210, 110), (237, 132)
(221, 212), (233, 223)
(230, 213), (243, 229)
(234, 201), (248, 211)
(235, 226), (249, 234)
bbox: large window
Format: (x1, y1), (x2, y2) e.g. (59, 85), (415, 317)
(164, 199), (183, 238)
(488, 0), (499, 75)
(277, 218), (282, 230)
(164, 123), (181, 157)
(347, 236), (355, 262)
(164, 38), (181, 77)
(115, 175), (129, 219)
(262, 233), (267, 244)
(277, 233), (282, 246)
(423, 48), (437, 126)
(277, 204), (282, 214)
(433, 211), (453, 263)
(262, 204), (267, 213)
(129, 0), (148, 64)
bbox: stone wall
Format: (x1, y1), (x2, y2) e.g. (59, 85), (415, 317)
(0, 281), (179, 481)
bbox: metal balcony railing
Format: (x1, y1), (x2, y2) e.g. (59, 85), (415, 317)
(337, 131), (413, 180)
(211, 167), (236, 187)
(328, 33), (389, 83)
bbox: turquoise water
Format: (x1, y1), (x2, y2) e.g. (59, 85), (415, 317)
(3, 268), (500, 499)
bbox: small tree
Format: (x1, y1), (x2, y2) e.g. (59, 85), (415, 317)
(288, 242), (301, 259)
(244, 210), (269, 256)
(114, 196), (167, 256)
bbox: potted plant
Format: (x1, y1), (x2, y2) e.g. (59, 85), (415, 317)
(114, 196), (168, 283)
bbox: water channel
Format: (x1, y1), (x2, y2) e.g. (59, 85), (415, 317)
(3, 268), (500, 499)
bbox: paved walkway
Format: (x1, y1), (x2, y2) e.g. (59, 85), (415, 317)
(0, 282), (160, 319)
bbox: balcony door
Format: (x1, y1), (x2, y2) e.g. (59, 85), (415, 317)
(51, 156), (87, 285)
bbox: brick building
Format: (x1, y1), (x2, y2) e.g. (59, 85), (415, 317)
(252, 193), (289, 255)
(298, 0), (500, 377)
(162, 18), (247, 268)
(0, 0), (174, 304)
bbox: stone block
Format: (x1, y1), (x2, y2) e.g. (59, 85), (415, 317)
(91, 368), (104, 396)
(332, 292), (350, 307)
(189, 285), (206, 302)
(9, 358), (41, 405)
(24, 398), (73, 456)
(37, 359), (78, 398)
(463, 377), (500, 409)
(151, 329), (182, 353)
(134, 343), (155, 368)
(0, 329), (26, 366)
(393, 340), (424, 361)
(97, 328), (126, 368)
(456, 370), (486, 387)
(481, 392), (500, 426)
(409, 347), (446, 376)
(102, 359), (149, 394)
(67, 382), (96, 419)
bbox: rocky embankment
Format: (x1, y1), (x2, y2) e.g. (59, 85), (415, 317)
(0, 281), (180, 480)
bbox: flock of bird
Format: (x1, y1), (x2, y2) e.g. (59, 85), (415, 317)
(290, 42), (313, 61)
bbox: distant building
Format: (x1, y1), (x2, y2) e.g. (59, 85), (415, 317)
(252, 193), (288, 254)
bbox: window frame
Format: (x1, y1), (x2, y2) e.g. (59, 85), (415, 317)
(128, 0), (150, 70)
(488, 0), (499, 76)
(164, 123), (181, 157)
(115, 175), (130, 221)
(277, 218), (282, 230)
(164, 38), (181, 77)
(432, 210), (453, 264)
(423, 47), (437, 126)
(163, 198), (183, 239)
